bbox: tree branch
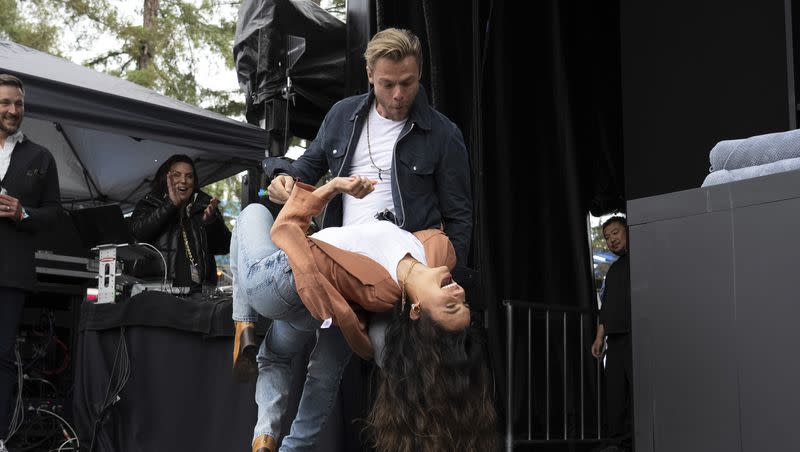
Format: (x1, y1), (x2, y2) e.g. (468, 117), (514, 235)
(84, 50), (124, 66)
(119, 57), (135, 73)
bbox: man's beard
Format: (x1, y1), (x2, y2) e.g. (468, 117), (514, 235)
(0, 114), (22, 136)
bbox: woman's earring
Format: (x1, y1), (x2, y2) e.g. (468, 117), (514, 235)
(411, 304), (421, 315)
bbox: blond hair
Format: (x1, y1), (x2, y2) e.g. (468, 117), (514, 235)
(364, 28), (423, 76)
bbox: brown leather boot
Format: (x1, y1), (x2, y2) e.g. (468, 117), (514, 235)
(232, 320), (258, 382)
(252, 434), (277, 452)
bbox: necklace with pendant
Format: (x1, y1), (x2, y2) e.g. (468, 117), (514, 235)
(366, 113), (389, 181)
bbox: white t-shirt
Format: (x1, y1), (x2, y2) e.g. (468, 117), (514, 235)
(311, 220), (426, 284)
(0, 131), (24, 181)
(342, 101), (406, 226)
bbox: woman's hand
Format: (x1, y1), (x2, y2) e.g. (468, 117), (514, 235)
(314, 176), (377, 201)
(202, 197), (221, 223)
(336, 176), (377, 198)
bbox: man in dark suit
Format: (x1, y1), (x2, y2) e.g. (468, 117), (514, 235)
(0, 74), (61, 451)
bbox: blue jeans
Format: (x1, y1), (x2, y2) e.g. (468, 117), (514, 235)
(231, 204), (352, 451)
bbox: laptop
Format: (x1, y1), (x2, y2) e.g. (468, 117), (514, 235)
(69, 204), (136, 250)
(70, 204), (169, 288)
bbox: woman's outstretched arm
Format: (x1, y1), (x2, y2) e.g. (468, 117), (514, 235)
(312, 175), (377, 202)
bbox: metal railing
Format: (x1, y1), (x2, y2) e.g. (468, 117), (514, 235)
(504, 300), (603, 451)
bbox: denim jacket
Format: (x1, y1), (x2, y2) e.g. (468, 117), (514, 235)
(268, 86), (472, 266)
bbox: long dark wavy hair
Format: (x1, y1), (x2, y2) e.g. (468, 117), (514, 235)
(150, 154), (199, 196)
(366, 301), (499, 451)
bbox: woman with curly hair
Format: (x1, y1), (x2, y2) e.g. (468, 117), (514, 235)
(231, 176), (496, 451)
(366, 300), (499, 451)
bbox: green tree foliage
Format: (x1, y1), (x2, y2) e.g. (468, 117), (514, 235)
(325, 0), (346, 21)
(202, 172), (243, 232)
(590, 219), (609, 252)
(0, 0), (243, 116)
(589, 215), (613, 290)
(0, 0), (62, 54)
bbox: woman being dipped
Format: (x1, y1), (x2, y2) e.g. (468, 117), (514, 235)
(231, 176), (496, 452)
(366, 261), (498, 452)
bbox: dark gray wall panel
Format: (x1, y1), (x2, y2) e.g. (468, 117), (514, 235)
(631, 213), (740, 452)
(630, 171), (800, 451)
(733, 198), (800, 451)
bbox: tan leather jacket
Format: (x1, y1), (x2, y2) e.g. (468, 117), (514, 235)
(271, 182), (457, 359)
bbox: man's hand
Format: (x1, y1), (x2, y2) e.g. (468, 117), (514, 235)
(167, 172), (192, 206)
(202, 197), (220, 223)
(268, 174), (295, 204)
(0, 194), (23, 222)
(591, 323), (606, 358)
(591, 336), (605, 359)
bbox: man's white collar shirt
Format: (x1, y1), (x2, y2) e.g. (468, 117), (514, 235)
(0, 131), (24, 181)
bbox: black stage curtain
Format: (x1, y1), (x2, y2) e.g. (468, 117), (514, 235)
(376, 0), (624, 443)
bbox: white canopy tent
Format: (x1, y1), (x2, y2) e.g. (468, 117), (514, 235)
(0, 39), (268, 210)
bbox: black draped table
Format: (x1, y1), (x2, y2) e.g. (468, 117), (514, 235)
(72, 290), (350, 452)
(73, 291), (259, 451)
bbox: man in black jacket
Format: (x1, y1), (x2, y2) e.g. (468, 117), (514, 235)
(0, 74), (61, 451)
(592, 216), (632, 452)
(252, 28), (473, 451)
(264, 28), (472, 267)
